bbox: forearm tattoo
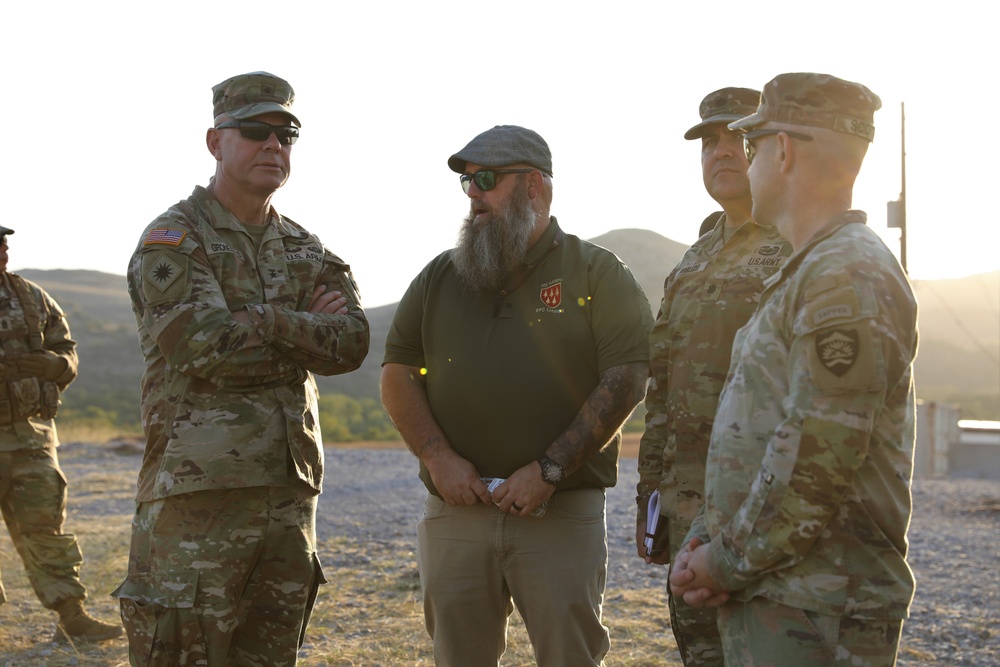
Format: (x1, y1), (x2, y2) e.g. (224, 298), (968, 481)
(549, 361), (648, 474)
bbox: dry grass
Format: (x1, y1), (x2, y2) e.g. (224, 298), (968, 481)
(0, 536), (679, 666)
(0, 437), (679, 666)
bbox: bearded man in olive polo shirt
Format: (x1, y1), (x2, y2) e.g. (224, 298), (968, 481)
(381, 125), (653, 667)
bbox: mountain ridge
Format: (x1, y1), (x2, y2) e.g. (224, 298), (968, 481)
(16, 228), (1000, 422)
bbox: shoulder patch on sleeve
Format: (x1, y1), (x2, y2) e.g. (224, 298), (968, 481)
(800, 282), (864, 334)
(143, 228), (187, 246)
(807, 324), (882, 392)
(142, 250), (191, 305)
(803, 272), (849, 300)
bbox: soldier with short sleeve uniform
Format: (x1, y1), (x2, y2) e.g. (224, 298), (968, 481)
(670, 73), (918, 666)
(113, 72), (369, 666)
(0, 226), (122, 642)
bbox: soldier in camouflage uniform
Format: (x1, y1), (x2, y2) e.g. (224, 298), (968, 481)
(670, 73), (918, 666)
(635, 87), (792, 666)
(113, 72), (370, 666)
(0, 226), (122, 642)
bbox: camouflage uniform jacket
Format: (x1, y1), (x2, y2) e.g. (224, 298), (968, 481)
(0, 273), (78, 451)
(636, 218), (791, 555)
(127, 186), (369, 502)
(690, 211), (918, 620)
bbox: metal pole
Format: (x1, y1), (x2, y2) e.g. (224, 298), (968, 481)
(900, 102), (907, 272)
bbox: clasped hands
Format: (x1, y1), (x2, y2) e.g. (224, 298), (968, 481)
(427, 450), (553, 516)
(669, 537), (731, 608)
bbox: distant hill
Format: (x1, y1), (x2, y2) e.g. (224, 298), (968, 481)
(588, 228), (688, 312)
(17, 233), (1000, 423)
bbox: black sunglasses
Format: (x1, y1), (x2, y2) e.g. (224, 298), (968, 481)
(743, 129), (813, 164)
(0, 234), (6, 246)
(215, 120), (299, 146)
(460, 168), (534, 194)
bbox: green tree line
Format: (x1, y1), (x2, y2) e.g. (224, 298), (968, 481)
(58, 389), (645, 442)
(58, 390), (402, 443)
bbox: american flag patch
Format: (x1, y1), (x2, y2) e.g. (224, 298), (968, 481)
(144, 229), (187, 246)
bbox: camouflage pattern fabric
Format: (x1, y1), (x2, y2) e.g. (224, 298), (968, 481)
(689, 211), (918, 620)
(0, 273), (87, 609)
(0, 273), (77, 451)
(667, 592), (725, 667)
(718, 596), (903, 666)
(0, 447), (86, 608)
(636, 217), (790, 665)
(113, 485), (324, 666)
(125, 185), (370, 502)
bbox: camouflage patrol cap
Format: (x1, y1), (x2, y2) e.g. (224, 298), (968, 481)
(212, 71), (301, 127)
(0, 226), (14, 235)
(729, 72), (881, 142)
(448, 125), (553, 176)
(684, 87), (760, 140)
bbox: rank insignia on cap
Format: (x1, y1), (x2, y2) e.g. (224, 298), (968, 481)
(816, 329), (859, 377)
(540, 282), (562, 308)
(144, 228), (187, 246)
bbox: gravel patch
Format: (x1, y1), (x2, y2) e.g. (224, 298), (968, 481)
(58, 442), (999, 666)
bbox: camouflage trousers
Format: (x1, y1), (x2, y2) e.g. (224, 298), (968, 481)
(665, 517), (724, 666)
(0, 447), (86, 608)
(667, 587), (724, 666)
(718, 597), (903, 667)
(112, 484), (326, 667)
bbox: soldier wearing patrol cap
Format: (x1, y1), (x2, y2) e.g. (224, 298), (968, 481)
(670, 73), (918, 666)
(114, 72), (369, 665)
(0, 226), (122, 642)
(636, 87), (792, 667)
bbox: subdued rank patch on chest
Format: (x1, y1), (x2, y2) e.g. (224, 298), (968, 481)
(540, 282), (562, 308)
(815, 329), (859, 376)
(145, 253), (184, 293)
(263, 265), (286, 285)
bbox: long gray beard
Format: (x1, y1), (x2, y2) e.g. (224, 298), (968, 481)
(452, 181), (538, 294)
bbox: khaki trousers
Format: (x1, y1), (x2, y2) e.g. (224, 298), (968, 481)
(417, 487), (610, 667)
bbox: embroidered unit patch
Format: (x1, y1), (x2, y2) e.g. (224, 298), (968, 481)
(815, 329), (859, 377)
(144, 253), (185, 293)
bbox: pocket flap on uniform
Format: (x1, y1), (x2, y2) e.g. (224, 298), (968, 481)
(110, 571), (199, 609)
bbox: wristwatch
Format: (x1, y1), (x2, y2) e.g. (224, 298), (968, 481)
(537, 455), (565, 486)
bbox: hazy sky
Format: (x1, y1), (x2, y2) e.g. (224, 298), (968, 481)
(5, 1), (997, 307)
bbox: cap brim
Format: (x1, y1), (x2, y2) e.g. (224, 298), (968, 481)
(684, 114), (750, 140)
(727, 113), (765, 132)
(447, 155), (467, 174)
(227, 102), (301, 127)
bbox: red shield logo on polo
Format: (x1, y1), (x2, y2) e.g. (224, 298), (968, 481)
(540, 283), (562, 308)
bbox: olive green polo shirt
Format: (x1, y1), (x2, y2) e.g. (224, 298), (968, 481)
(384, 218), (652, 495)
